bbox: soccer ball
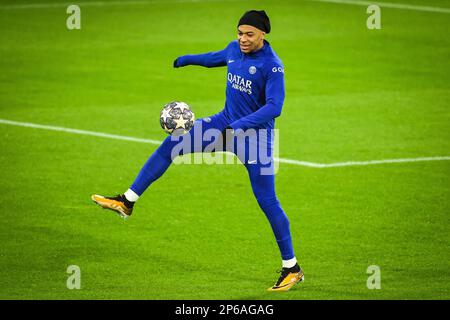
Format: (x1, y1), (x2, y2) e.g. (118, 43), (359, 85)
(160, 101), (195, 135)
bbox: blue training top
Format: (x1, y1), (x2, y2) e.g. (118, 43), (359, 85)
(176, 40), (285, 133)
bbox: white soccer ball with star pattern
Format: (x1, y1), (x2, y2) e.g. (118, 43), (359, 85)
(160, 101), (195, 135)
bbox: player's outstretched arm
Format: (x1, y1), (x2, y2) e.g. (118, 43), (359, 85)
(173, 50), (227, 68)
(173, 42), (233, 68)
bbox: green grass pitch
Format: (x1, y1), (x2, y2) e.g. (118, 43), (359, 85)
(0, 0), (449, 299)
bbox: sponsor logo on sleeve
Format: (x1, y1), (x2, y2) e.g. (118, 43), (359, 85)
(272, 66), (284, 73)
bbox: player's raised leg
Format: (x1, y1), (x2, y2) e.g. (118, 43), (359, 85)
(91, 112), (228, 218)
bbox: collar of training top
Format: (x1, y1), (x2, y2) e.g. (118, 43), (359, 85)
(242, 39), (270, 57)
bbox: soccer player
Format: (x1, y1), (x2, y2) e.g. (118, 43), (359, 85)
(92, 10), (304, 291)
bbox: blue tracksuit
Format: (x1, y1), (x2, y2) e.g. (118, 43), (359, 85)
(130, 40), (295, 260)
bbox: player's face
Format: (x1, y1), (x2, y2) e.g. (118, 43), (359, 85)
(237, 25), (265, 54)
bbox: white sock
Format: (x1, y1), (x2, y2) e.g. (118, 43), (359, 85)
(282, 257), (297, 268)
(124, 189), (139, 202)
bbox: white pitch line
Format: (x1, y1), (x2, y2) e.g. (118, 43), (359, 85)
(1, 118), (449, 168)
(307, 0), (450, 14)
(0, 0), (241, 10)
(275, 156), (450, 168)
(1, 0), (450, 14)
(0, 118), (162, 145)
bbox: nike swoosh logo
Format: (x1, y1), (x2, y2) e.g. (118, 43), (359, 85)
(228, 59), (234, 63)
(248, 160), (257, 164)
(273, 273), (304, 289)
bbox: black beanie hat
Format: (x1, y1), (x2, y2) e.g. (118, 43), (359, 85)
(238, 10), (271, 34)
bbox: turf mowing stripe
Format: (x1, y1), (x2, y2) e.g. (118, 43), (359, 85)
(1, 0), (450, 14)
(307, 0), (450, 14)
(2, 118), (449, 168)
